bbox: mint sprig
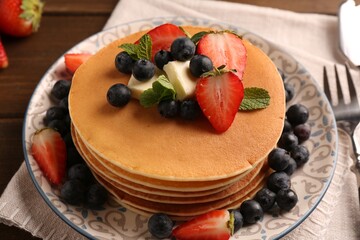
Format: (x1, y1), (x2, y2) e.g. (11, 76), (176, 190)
(139, 75), (176, 108)
(119, 34), (152, 60)
(239, 87), (270, 111)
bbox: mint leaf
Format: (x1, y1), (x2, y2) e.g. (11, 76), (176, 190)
(139, 75), (176, 108)
(239, 87), (270, 111)
(119, 43), (139, 59)
(191, 31), (209, 44)
(137, 34), (152, 60)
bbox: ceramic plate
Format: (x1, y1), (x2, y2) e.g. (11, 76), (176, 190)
(23, 16), (338, 239)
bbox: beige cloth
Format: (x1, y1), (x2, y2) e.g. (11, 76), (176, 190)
(1, 0), (360, 239)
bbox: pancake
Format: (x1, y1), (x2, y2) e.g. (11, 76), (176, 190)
(68, 26), (285, 181)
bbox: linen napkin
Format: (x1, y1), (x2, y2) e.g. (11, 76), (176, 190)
(1, 0), (360, 239)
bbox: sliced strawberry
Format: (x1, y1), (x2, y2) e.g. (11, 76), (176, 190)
(138, 23), (186, 61)
(196, 32), (247, 80)
(64, 53), (92, 74)
(172, 210), (232, 240)
(31, 128), (67, 185)
(0, 38), (8, 68)
(196, 70), (244, 133)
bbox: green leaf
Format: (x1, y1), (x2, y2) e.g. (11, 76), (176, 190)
(239, 87), (270, 111)
(179, 26), (191, 38)
(119, 43), (139, 59)
(139, 89), (160, 108)
(137, 34), (152, 60)
(190, 31), (209, 44)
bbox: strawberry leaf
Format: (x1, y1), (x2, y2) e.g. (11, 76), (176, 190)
(191, 31), (209, 44)
(239, 87), (270, 111)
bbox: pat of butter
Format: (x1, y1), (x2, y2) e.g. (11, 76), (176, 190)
(127, 68), (164, 99)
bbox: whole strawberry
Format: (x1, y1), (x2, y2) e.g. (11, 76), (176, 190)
(0, 0), (44, 37)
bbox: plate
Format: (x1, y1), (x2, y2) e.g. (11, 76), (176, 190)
(23, 16), (338, 239)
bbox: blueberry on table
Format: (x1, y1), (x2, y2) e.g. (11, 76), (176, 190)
(229, 209), (244, 233)
(132, 59), (155, 81)
(148, 213), (174, 239)
(286, 103), (309, 126)
(293, 123), (311, 143)
(278, 132), (299, 151)
(254, 188), (276, 211)
(85, 183), (108, 209)
(283, 157), (297, 176)
(239, 200), (264, 224)
(158, 100), (179, 118)
(60, 179), (86, 205)
(180, 100), (201, 120)
(68, 163), (93, 186)
(291, 145), (310, 167)
(276, 189), (298, 211)
(189, 54), (213, 77)
(170, 37), (196, 61)
(154, 50), (173, 70)
(115, 51), (135, 74)
(51, 79), (71, 101)
(268, 148), (291, 171)
(267, 171), (291, 193)
(107, 83), (131, 107)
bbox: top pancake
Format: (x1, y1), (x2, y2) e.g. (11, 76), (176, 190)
(69, 26), (285, 181)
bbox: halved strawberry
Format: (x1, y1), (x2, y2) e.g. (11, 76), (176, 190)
(196, 31), (247, 80)
(0, 38), (8, 68)
(196, 69), (244, 133)
(31, 128), (67, 185)
(138, 23), (186, 61)
(64, 53), (92, 74)
(172, 209), (233, 240)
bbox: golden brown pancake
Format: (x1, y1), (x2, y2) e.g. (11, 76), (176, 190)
(69, 26), (285, 181)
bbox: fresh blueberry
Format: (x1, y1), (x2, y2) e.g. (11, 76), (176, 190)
(51, 80), (71, 101)
(180, 100), (201, 120)
(64, 114), (71, 130)
(189, 54), (213, 77)
(85, 183), (108, 209)
(284, 83), (295, 102)
(60, 179), (86, 205)
(278, 132), (298, 151)
(59, 97), (69, 110)
(254, 188), (276, 211)
(267, 171), (291, 193)
(115, 51), (135, 74)
(63, 132), (75, 149)
(293, 123), (311, 143)
(68, 163), (93, 186)
(286, 104), (309, 126)
(158, 100), (179, 118)
(170, 37), (196, 61)
(268, 148), (290, 171)
(107, 83), (132, 107)
(132, 59), (155, 81)
(283, 157), (297, 176)
(229, 209), (244, 233)
(290, 145), (310, 167)
(67, 147), (85, 168)
(47, 119), (68, 137)
(277, 68), (286, 81)
(45, 106), (67, 122)
(148, 213), (174, 239)
(155, 50), (173, 70)
(239, 200), (264, 224)
(282, 119), (292, 134)
(276, 189), (298, 211)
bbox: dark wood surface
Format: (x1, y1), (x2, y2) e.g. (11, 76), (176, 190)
(0, 0), (342, 239)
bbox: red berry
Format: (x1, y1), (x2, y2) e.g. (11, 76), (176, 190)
(64, 53), (92, 74)
(0, 38), (8, 68)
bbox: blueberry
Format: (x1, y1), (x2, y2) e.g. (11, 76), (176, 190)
(189, 54), (213, 77)
(267, 171), (291, 193)
(68, 163), (93, 186)
(59, 97), (69, 110)
(63, 132), (75, 149)
(283, 157), (297, 176)
(47, 119), (68, 137)
(45, 106), (67, 122)
(284, 83), (295, 102)
(268, 148), (290, 171)
(254, 188), (276, 211)
(278, 132), (298, 151)
(132, 59), (155, 81)
(239, 200), (264, 224)
(61, 179), (86, 205)
(170, 37), (196, 61)
(276, 189), (298, 211)
(148, 213), (174, 239)
(229, 209), (243, 233)
(180, 100), (201, 120)
(115, 51), (135, 74)
(64, 114), (71, 130)
(282, 119), (292, 134)
(85, 183), (108, 209)
(67, 147), (85, 168)
(293, 123), (311, 143)
(286, 104), (309, 126)
(51, 80), (71, 101)
(107, 83), (131, 107)
(277, 68), (286, 81)
(158, 100), (179, 118)
(155, 50), (173, 70)
(290, 145), (310, 167)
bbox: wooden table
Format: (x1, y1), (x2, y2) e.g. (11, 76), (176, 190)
(0, 0), (343, 239)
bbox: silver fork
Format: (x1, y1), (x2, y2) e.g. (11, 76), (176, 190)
(323, 64), (360, 202)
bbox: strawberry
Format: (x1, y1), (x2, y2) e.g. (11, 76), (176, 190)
(64, 53), (92, 74)
(172, 209), (233, 240)
(139, 23), (186, 61)
(0, 0), (44, 37)
(31, 128), (67, 185)
(196, 68), (244, 133)
(0, 38), (8, 68)
(196, 31), (247, 80)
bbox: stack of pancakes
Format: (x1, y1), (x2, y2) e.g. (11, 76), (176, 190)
(68, 26), (285, 220)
